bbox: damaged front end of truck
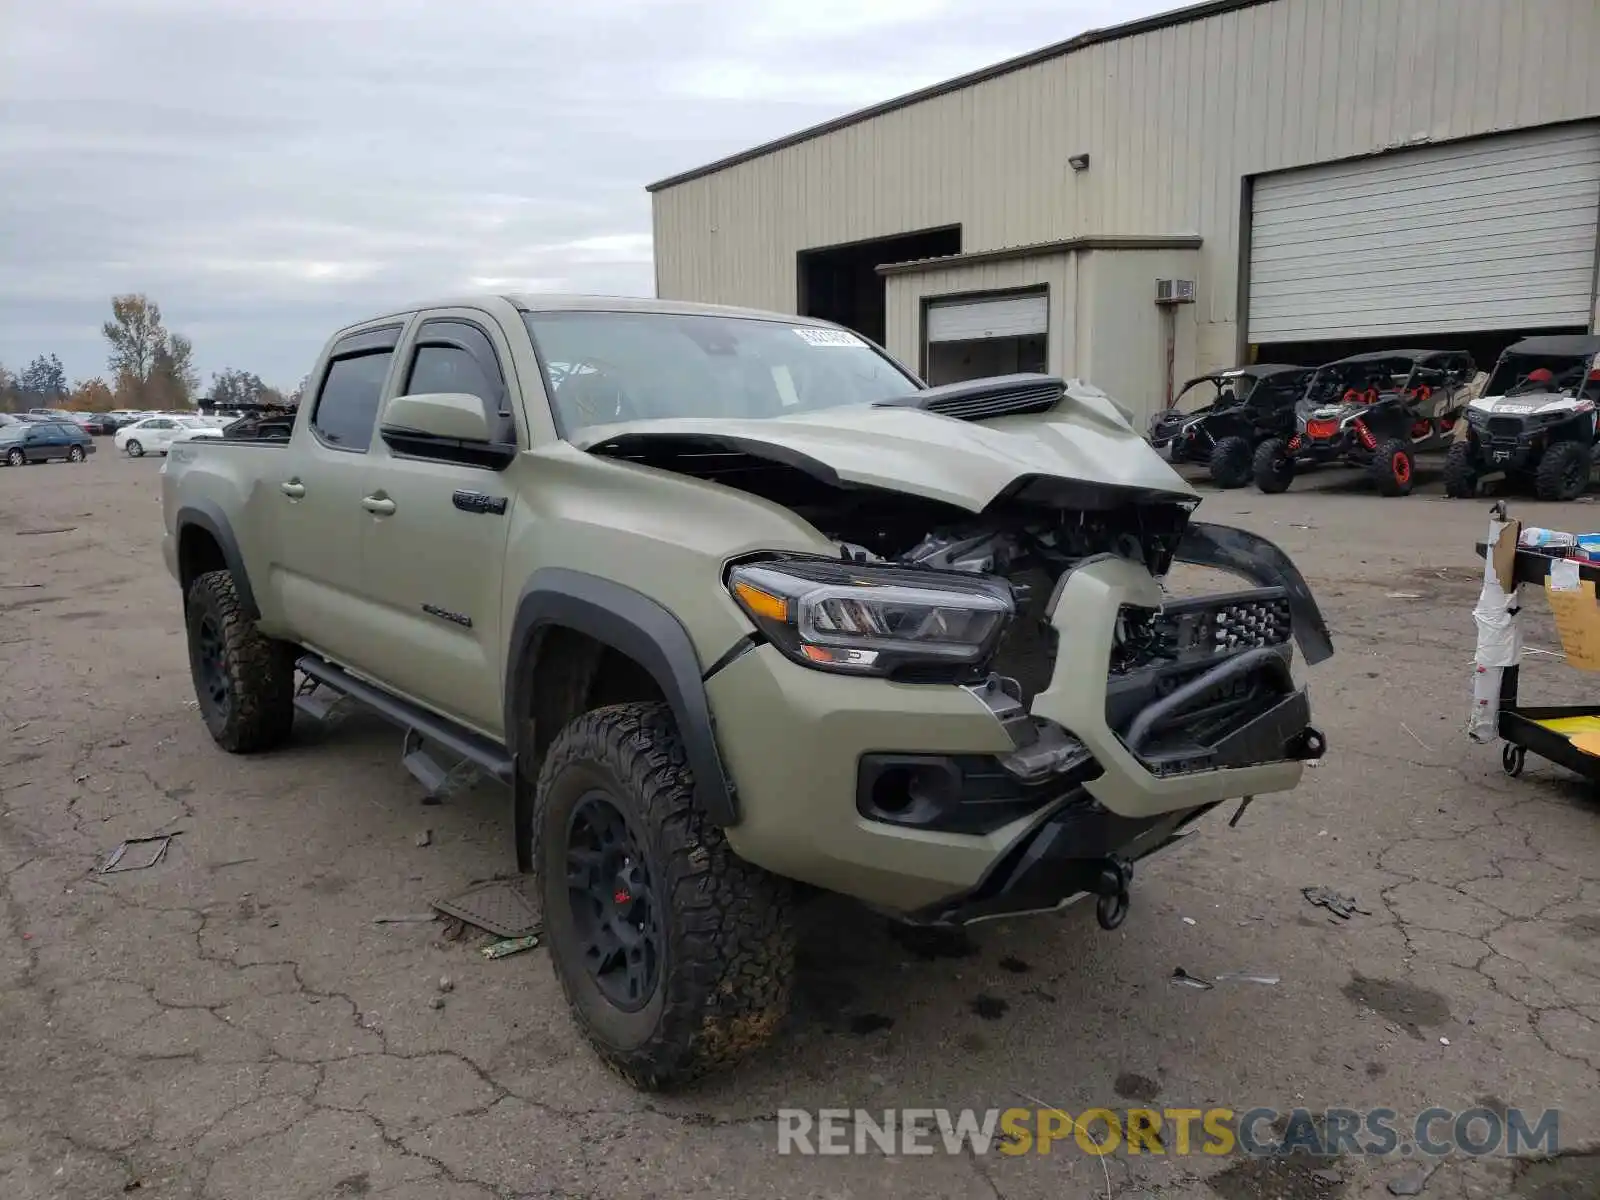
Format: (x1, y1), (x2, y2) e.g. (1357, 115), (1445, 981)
(579, 373), (1331, 928)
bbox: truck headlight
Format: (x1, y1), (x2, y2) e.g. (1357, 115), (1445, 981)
(726, 558), (1013, 676)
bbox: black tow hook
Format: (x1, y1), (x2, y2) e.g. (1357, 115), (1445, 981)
(1094, 858), (1133, 930)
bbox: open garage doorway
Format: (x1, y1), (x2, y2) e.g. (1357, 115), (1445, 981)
(798, 227), (959, 347)
(1254, 326), (1592, 372)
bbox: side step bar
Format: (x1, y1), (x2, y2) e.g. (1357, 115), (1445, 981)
(295, 655), (515, 786)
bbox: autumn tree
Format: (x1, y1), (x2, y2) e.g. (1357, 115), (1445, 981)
(0, 364), (20, 413)
(65, 378), (115, 412)
(103, 294), (198, 408)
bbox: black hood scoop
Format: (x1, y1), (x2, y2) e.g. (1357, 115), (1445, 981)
(874, 373), (1064, 422)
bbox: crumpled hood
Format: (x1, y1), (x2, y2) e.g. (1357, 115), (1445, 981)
(574, 383), (1198, 512)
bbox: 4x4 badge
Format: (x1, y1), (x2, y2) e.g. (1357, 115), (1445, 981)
(452, 490), (508, 515)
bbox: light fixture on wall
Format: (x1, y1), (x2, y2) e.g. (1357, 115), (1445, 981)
(1067, 153), (1090, 171)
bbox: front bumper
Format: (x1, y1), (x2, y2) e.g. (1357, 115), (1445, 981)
(708, 551), (1325, 916)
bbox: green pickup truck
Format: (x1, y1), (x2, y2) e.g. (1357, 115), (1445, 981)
(161, 294), (1331, 1088)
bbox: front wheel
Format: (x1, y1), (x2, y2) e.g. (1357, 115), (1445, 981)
(4, 448), (22, 467)
(1208, 436), (1254, 489)
(1535, 439), (1591, 502)
(184, 569), (296, 753)
(1443, 440), (1479, 498)
(1370, 438), (1415, 497)
(67, 445), (85, 463)
(536, 701), (795, 1090)
(1252, 437), (1295, 493)
(126, 440), (143, 457)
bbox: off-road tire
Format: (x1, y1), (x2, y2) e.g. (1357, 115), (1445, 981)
(535, 701), (795, 1090)
(1208, 436), (1254, 489)
(4, 448), (22, 467)
(126, 440), (143, 457)
(1443, 441), (1480, 499)
(184, 569), (295, 753)
(1252, 437), (1295, 493)
(1535, 439), (1591, 502)
(67, 445), (85, 463)
(1370, 438), (1415, 497)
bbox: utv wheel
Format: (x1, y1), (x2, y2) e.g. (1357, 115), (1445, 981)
(1252, 437), (1295, 494)
(1535, 439), (1591, 502)
(1208, 436), (1254, 489)
(536, 701), (795, 1090)
(184, 569), (295, 753)
(1443, 440), (1480, 499)
(1370, 439), (1415, 497)
(4, 448), (21, 467)
(126, 440), (143, 457)
(67, 445), (85, 463)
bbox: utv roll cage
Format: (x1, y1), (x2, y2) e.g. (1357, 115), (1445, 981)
(1484, 335), (1600, 400)
(1300, 349), (1477, 411)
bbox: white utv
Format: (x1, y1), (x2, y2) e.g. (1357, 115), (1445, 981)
(1446, 335), (1600, 501)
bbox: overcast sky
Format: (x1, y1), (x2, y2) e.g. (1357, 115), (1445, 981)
(2, 0), (1172, 390)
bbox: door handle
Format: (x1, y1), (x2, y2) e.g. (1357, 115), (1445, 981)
(280, 480), (306, 499)
(361, 494), (396, 516)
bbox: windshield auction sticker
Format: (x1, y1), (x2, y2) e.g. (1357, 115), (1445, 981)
(793, 327), (864, 348)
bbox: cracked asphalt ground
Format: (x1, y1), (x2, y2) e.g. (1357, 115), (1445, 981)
(1, 452), (1597, 1200)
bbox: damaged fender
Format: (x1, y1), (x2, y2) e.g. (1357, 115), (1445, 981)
(1174, 522), (1334, 665)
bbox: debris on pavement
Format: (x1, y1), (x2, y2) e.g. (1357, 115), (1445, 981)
(1386, 1164), (1435, 1195)
(1215, 970), (1280, 985)
(1310, 1168), (1342, 1185)
(481, 933), (541, 959)
(1439, 1036), (1450, 1046)
(437, 975), (454, 993)
(16, 527), (77, 536)
(1401, 723), (1432, 752)
(372, 913), (438, 925)
(0, 583), (44, 590)
(428, 996), (446, 1010)
(1170, 968), (1214, 990)
(432, 879), (540, 939)
(100, 833), (179, 874)
(1181, 916), (1197, 926)
(414, 829), (433, 847)
(1385, 591), (1424, 600)
(1302, 886), (1372, 920)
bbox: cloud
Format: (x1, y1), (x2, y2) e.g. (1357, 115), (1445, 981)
(0, 0), (1169, 388)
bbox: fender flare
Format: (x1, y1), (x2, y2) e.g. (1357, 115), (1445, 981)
(175, 501), (259, 620)
(505, 568), (738, 827)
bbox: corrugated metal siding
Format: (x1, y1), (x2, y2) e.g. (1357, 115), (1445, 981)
(883, 256), (1077, 377)
(652, 0), (1600, 363)
(1249, 124), (1600, 340)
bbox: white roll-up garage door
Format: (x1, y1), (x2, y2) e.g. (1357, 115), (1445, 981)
(1248, 124), (1600, 343)
(926, 292), (1048, 342)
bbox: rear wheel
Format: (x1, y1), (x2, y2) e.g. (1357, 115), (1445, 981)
(1252, 437), (1295, 493)
(1208, 436), (1253, 489)
(1370, 438), (1414, 497)
(1535, 439), (1590, 502)
(536, 701), (795, 1089)
(184, 569), (295, 752)
(126, 440), (143, 457)
(67, 445), (85, 463)
(1443, 440), (1480, 499)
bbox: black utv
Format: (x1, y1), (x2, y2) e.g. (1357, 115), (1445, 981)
(1146, 364), (1313, 488)
(1252, 349), (1477, 497)
(1445, 335), (1600, 501)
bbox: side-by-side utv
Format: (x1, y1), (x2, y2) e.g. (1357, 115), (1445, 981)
(1445, 335), (1600, 501)
(1252, 349), (1477, 497)
(1146, 364), (1313, 488)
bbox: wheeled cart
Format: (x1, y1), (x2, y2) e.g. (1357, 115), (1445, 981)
(1475, 515), (1600, 783)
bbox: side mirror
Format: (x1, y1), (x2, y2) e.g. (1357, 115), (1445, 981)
(379, 393), (516, 469)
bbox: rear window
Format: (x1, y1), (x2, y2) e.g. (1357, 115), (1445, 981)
(312, 351), (393, 451)
(522, 311), (919, 440)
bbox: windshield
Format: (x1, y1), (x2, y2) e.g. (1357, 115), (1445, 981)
(522, 311), (920, 439)
(1486, 353), (1600, 400)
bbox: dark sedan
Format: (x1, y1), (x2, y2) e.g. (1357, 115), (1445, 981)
(0, 420), (96, 465)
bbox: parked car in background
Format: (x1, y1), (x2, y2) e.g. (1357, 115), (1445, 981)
(68, 412), (115, 436)
(0, 420), (95, 465)
(115, 415), (211, 457)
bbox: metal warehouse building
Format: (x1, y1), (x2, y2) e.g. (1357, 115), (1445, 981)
(648, 0), (1600, 421)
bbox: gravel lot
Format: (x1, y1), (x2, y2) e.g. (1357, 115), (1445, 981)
(1, 450), (1597, 1200)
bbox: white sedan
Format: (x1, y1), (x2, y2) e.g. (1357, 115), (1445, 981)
(115, 415), (217, 457)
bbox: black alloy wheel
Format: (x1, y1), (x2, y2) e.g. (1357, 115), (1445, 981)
(565, 790), (663, 1012)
